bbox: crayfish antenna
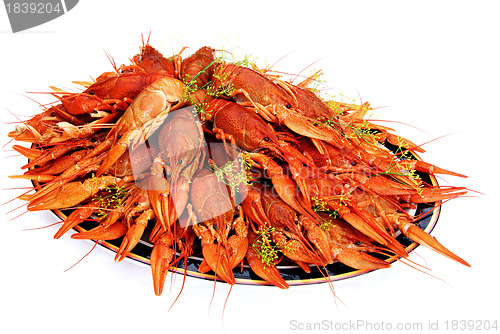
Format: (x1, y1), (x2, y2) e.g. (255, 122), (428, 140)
(63, 241), (100, 272)
(168, 254), (188, 311)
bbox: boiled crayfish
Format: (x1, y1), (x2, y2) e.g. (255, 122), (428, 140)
(8, 38), (470, 297)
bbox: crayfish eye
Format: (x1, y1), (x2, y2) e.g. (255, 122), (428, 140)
(351, 161), (357, 166)
(90, 136), (98, 143)
(263, 137), (270, 142)
(354, 241), (361, 246)
(285, 103), (292, 109)
(165, 161), (171, 166)
(178, 159), (183, 164)
(133, 202), (139, 206)
(294, 220), (299, 225)
(284, 226), (290, 231)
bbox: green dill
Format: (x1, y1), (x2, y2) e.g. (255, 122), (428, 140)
(217, 48), (267, 70)
(304, 70), (326, 94)
(251, 226), (279, 267)
(312, 196), (329, 212)
(207, 70), (234, 98)
(250, 224), (298, 267)
(89, 174), (128, 218)
(210, 154), (251, 197)
(234, 53), (257, 68)
(318, 216), (334, 231)
(373, 145), (425, 194)
(315, 113), (339, 128)
(194, 101), (211, 121)
(407, 169), (424, 195)
(311, 197), (340, 231)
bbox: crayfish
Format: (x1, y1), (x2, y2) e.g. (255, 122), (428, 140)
(8, 38), (470, 298)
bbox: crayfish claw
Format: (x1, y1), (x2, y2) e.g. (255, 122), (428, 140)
(54, 202), (97, 239)
(246, 232), (288, 289)
(299, 215), (334, 264)
(115, 209), (153, 262)
(27, 176), (118, 211)
(400, 220), (470, 267)
(227, 234), (249, 269)
(150, 231), (175, 296)
(201, 243), (236, 285)
(335, 249), (391, 270)
(71, 221), (127, 240)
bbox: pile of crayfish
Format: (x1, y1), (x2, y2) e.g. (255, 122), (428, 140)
(8, 41), (470, 295)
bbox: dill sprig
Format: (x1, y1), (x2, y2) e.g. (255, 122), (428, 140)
(373, 146), (424, 194)
(208, 70), (234, 97)
(251, 226), (279, 267)
(210, 154), (251, 197)
(89, 174), (128, 218)
(311, 196), (341, 232)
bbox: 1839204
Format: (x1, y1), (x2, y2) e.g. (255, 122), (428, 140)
(444, 320), (498, 331)
(5, 1), (63, 14)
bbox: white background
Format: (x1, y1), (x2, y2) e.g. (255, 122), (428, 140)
(1, 1), (499, 333)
